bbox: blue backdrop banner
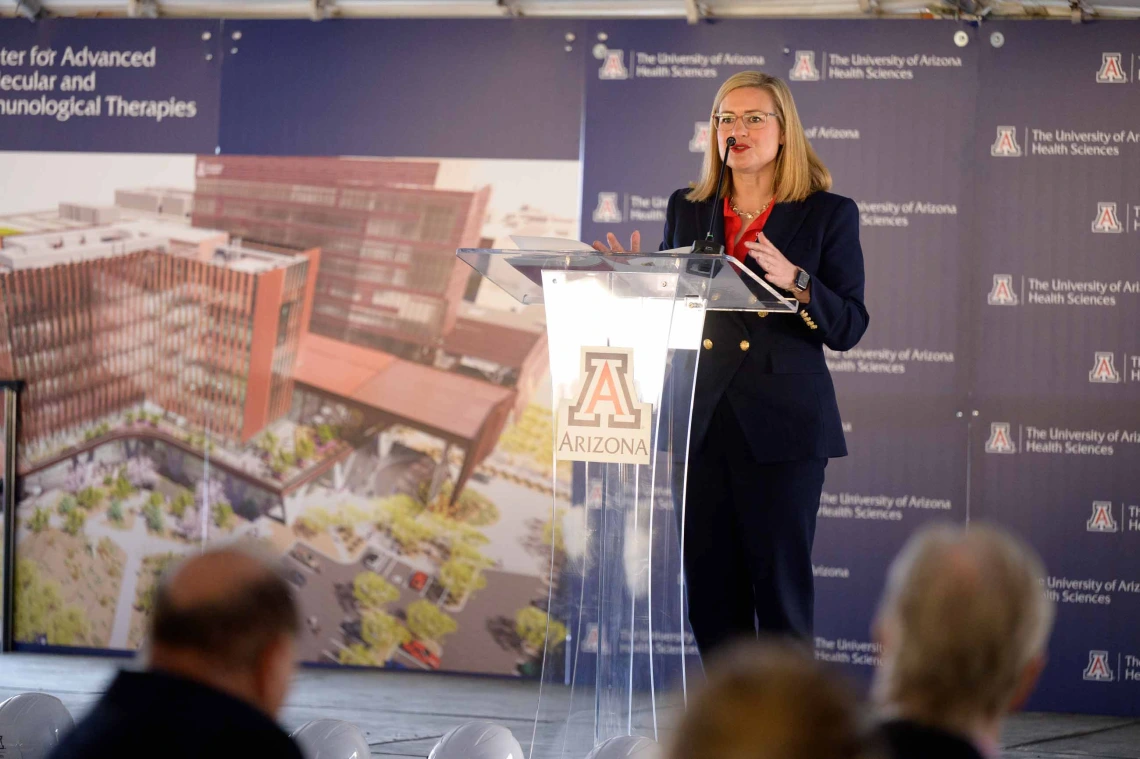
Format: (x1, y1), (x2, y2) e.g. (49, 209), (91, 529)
(216, 19), (586, 160)
(970, 21), (1140, 715)
(0, 19), (222, 153)
(579, 16), (979, 697)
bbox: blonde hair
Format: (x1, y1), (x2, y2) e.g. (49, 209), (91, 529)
(872, 523), (1054, 729)
(668, 641), (877, 759)
(687, 71), (831, 204)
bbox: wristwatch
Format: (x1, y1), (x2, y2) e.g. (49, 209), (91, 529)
(792, 268), (811, 293)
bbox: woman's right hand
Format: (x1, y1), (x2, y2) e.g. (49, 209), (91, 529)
(591, 231), (641, 254)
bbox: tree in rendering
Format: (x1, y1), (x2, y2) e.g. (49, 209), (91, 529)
(353, 572), (399, 610)
(438, 556), (489, 604)
(64, 508), (86, 536)
(169, 490), (193, 519)
(405, 600), (457, 642)
(361, 609), (412, 652)
(213, 502), (236, 531)
(108, 500), (125, 526)
(295, 428), (316, 462)
(515, 607), (568, 654)
(111, 472), (134, 501)
(57, 495), (77, 516)
(142, 500), (164, 534)
(76, 486), (103, 510)
(28, 507), (50, 533)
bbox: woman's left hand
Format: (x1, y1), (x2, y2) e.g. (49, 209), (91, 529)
(744, 232), (797, 291)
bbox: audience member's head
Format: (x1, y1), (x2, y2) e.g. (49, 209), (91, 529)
(872, 523), (1054, 739)
(147, 545), (300, 718)
(668, 641), (875, 759)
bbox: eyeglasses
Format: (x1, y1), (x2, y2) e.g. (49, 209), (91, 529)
(713, 111), (779, 130)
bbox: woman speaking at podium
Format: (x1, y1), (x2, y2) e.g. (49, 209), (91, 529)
(593, 71), (868, 655)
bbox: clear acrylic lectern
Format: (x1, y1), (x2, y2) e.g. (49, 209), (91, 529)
(456, 248), (797, 759)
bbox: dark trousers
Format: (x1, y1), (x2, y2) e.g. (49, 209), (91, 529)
(676, 399), (827, 657)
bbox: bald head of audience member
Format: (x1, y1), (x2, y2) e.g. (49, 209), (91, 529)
(669, 641), (874, 759)
(147, 547), (300, 719)
(872, 524), (1054, 747)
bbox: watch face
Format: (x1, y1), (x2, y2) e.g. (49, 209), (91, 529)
(795, 270), (810, 290)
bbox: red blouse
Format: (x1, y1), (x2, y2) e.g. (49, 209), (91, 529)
(723, 196), (775, 263)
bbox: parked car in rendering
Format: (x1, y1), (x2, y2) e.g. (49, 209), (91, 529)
(289, 545), (322, 573)
(409, 571), (429, 592)
(401, 640), (441, 669)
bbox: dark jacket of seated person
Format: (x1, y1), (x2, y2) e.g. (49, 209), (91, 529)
(48, 547), (304, 759)
(879, 719), (986, 759)
(50, 668), (303, 759)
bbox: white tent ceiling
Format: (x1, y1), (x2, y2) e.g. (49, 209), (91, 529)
(1, 0), (1138, 21)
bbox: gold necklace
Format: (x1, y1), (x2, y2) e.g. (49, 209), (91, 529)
(730, 196), (772, 222)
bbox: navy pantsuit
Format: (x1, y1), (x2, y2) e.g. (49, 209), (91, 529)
(661, 188), (869, 654)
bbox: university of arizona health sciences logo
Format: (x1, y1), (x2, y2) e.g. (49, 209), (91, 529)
(1096, 53), (1128, 83)
(789, 51), (820, 81)
(1088, 501), (1119, 532)
(1089, 352), (1121, 383)
(985, 423), (1016, 454)
(689, 121), (711, 153)
(987, 275), (1019, 305)
(1092, 202), (1124, 233)
(599, 49), (629, 80)
(592, 192), (622, 224)
(991, 126), (1022, 157)
(556, 347), (653, 465)
(1083, 650), (1115, 681)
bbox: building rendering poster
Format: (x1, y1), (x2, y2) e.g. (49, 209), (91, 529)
(1, 151), (579, 676)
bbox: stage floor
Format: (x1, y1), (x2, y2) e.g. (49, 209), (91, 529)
(0, 654), (1136, 758)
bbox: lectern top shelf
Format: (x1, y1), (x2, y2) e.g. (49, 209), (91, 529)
(456, 247), (799, 313)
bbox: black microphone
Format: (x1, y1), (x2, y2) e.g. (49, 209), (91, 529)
(690, 136), (735, 255)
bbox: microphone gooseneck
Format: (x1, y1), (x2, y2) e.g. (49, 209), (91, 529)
(691, 136), (735, 255)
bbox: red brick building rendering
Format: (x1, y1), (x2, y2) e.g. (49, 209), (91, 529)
(0, 222), (318, 456)
(191, 156), (489, 363)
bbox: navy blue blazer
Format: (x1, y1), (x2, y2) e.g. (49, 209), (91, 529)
(661, 188), (868, 463)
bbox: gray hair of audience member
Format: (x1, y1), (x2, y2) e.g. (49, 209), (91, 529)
(668, 640), (876, 759)
(149, 545), (300, 670)
(872, 523), (1055, 727)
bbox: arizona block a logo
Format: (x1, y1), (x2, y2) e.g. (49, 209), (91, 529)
(987, 274), (1018, 305)
(991, 126), (1022, 157)
(1089, 352), (1120, 383)
(1096, 53), (1127, 83)
(985, 422), (1016, 454)
(599, 49), (629, 80)
(1087, 502), (1119, 532)
(1083, 650), (1115, 681)
(789, 51), (820, 81)
(1092, 202), (1123, 233)
(689, 122), (711, 153)
(592, 192), (622, 224)
(556, 347), (653, 465)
